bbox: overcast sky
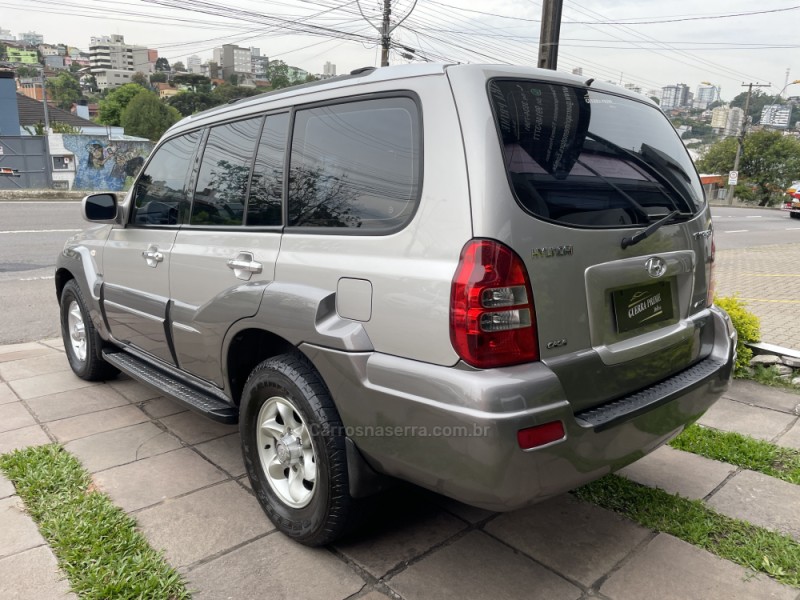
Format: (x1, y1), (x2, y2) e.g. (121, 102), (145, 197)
(3, 0), (798, 99)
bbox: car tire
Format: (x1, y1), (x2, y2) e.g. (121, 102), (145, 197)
(790, 212), (799, 219)
(240, 352), (354, 546)
(59, 279), (119, 381)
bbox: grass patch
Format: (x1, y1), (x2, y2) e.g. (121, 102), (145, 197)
(748, 364), (800, 394)
(670, 424), (800, 485)
(575, 474), (800, 587)
(0, 444), (189, 600)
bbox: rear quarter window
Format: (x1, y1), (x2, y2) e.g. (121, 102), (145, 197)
(287, 96), (421, 232)
(489, 79), (704, 228)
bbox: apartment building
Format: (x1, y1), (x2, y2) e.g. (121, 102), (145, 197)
(250, 47), (269, 80)
(213, 44), (252, 83)
(322, 61), (336, 79)
(89, 34), (156, 89)
(760, 104), (792, 129)
(6, 48), (38, 64)
(186, 54), (202, 74)
(660, 84), (691, 111)
(19, 31), (44, 46)
(693, 84), (719, 110)
(710, 106), (744, 137)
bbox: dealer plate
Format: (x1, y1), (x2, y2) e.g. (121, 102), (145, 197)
(612, 280), (674, 334)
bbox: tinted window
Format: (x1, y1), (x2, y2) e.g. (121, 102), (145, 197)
(288, 97), (420, 230)
(191, 117), (263, 226)
(489, 79), (704, 229)
(247, 113), (288, 226)
(132, 132), (200, 226)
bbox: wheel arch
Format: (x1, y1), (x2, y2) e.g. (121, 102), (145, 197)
(224, 327), (297, 407)
(55, 267), (75, 302)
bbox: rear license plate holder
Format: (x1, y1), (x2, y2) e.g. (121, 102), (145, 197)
(612, 280), (674, 334)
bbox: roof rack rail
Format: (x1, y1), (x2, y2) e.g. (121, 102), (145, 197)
(350, 67), (377, 76)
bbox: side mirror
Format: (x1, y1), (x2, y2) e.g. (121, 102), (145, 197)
(82, 193), (120, 224)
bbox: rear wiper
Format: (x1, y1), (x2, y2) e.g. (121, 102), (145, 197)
(575, 158), (650, 223)
(584, 133), (693, 214)
(621, 210), (680, 250)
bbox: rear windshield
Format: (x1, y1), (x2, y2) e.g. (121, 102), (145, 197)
(489, 79), (704, 228)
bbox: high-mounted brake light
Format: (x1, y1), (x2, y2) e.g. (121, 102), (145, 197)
(450, 239), (539, 368)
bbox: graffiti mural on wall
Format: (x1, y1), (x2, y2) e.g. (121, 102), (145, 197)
(62, 135), (154, 191)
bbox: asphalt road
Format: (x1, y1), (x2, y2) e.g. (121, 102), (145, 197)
(0, 201), (798, 344)
(710, 205), (800, 250)
(0, 201), (85, 344)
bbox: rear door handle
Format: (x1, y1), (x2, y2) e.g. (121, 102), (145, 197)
(142, 245), (164, 268)
(227, 251), (262, 280)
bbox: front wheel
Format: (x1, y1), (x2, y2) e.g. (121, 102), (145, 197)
(59, 279), (118, 381)
(240, 353), (354, 546)
(790, 211), (800, 219)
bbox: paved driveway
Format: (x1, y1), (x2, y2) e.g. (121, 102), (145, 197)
(1, 340), (800, 599)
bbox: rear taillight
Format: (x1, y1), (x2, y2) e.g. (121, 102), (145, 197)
(450, 239), (539, 368)
(706, 229), (716, 307)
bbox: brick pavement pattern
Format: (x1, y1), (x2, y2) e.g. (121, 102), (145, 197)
(1, 340), (800, 599)
(715, 243), (800, 350)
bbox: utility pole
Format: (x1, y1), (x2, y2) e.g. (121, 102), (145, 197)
(726, 82), (769, 205)
(40, 69), (53, 189)
(357, 0), (418, 68)
(537, 0), (563, 70)
(380, 0), (391, 67)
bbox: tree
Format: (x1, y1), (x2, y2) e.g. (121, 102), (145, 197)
(167, 91), (221, 116)
(172, 61), (185, 72)
(150, 72), (168, 84)
(155, 57), (170, 72)
(730, 90), (778, 125)
(696, 130), (800, 206)
(82, 74), (98, 93)
(210, 83), (261, 104)
(46, 72), (83, 110)
(16, 65), (39, 78)
(173, 73), (211, 92)
(131, 71), (149, 88)
(228, 73), (239, 86)
(68, 62), (82, 73)
(120, 90), (181, 140)
(267, 60), (290, 90)
(98, 83), (149, 126)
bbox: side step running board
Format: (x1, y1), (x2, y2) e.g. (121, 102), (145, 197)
(102, 350), (238, 423)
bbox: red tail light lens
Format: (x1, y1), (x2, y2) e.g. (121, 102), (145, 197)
(517, 421), (565, 450)
(450, 239), (539, 368)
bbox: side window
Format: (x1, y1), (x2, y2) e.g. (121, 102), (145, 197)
(190, 117), (263, 226)
(131, 132), (200, 226)
(247, 113), (289, 226)
(288, 97), (420, 231)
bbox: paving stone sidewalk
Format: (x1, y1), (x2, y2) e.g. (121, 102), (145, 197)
(715, 243), (800, 350)
(1, 340), (800, 600)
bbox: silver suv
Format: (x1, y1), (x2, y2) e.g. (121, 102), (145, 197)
(57, 64), (736, 545)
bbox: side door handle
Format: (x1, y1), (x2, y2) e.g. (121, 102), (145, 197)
(142, 245), (164, 268)
(227, 251), (262, 281)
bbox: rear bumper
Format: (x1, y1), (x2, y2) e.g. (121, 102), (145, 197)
(302, 306), (736, 511)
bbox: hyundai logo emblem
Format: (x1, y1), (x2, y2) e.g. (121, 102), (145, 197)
(644, 257), (667, 278)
